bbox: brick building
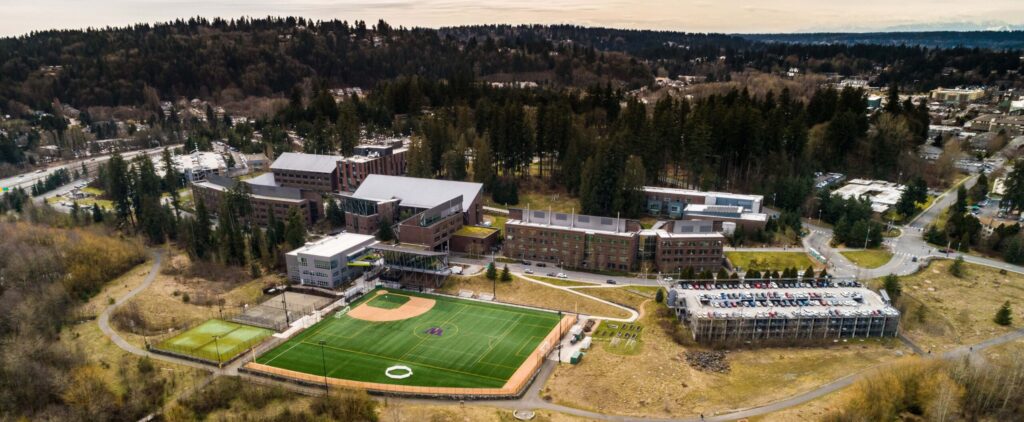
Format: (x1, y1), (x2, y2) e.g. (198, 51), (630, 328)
(504, 209), (641, 272)
(270, 152), (344, 193)
(191, 174), (316, 227)
(338, 175), (484, 251)
(338, 140), (409, 192)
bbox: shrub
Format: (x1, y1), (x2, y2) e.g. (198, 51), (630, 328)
(995, 301), (1013, 326)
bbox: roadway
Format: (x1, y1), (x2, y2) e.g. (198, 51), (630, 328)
(0, 146), (173, 193)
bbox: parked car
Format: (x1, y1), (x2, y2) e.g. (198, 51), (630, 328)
(536, 263), (547, 267)
(521, 261), (531, 266)
(664, 276), (674, 282)
(606, 279), (617, 285)
(556, 273), (568, 279)
(547, 272), (557, 277)
(524, 269), (534, 275)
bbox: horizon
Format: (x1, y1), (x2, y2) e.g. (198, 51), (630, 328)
(3, 0), (1024, 37)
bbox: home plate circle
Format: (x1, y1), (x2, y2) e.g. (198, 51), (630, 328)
(385, 365), (413, 379)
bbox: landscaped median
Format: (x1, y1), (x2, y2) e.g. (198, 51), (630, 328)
(725, 251), (816, 271)
(840, 249), (893, 269)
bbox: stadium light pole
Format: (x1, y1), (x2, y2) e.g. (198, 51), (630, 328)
(319, 340), (329, 393)
(213, 335), (222, 368)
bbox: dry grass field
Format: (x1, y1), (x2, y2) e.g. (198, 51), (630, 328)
(439, 275), (631, 319)
(542, 301), (908, 418)
(875, 259), (1023, 352)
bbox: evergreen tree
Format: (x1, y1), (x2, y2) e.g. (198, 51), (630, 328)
(407, 136), (434, 177)
(376, 218), (395, 242)
(882, 274), (901, 303)
(485, 262), (497, 281)
(91, 203), (104, 223)
(500, 265), (512, 282)
(105, 152), (132, 223)
(950, 255), (965, 278)
(655, 288), (665, 303)
(326, 198), (345, 229)
(994, 301), (1013, 326)
(191, 198), (214, 259)
(616, 155), (646, 218)
(804, 266), (816, 279)
(284, 208), (307, 250)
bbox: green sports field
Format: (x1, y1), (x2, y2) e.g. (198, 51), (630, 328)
(255, 290), (562, 388)
(155, 319), (272, 363)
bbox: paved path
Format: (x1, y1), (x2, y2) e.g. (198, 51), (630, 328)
(516, 274), (640, 322)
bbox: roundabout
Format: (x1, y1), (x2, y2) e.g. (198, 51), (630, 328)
(385, 365), (413, 379)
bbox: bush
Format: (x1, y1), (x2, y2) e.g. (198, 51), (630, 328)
(310, 389), (378, 421)
(111, 302), (148, 334)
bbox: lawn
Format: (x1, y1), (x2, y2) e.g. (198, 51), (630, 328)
(256, 289), (561, 388)
(872, 259), (1024, 352)
(840, 249), (893, 269)
(441, 275), (631, 318)
(591, 320), (644, 355)
(725, 251), (816, 272)
(155, 319), (272, 363)
(529, 275), (595, 287)
(484, 186), (581, 213)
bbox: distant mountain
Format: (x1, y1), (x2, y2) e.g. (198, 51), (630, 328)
(740, 31), (1024, 49)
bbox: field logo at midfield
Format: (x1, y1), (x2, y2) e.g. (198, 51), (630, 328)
(424, 326), (444, 337)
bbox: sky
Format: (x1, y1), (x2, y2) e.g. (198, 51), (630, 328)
(2, 0), (1024, 37)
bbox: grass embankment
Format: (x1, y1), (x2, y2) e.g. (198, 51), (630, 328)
(840, 249), (893, 269)
(440, 275), (631, 319)
(725, 251), (816, 271)
(530, 276), (595, 287)
(870, 259), (1024, 353)
(543, 300), (906, 418)
(117, 251), (282, 347)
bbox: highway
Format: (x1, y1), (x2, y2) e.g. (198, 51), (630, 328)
(0, 146), (173, 193)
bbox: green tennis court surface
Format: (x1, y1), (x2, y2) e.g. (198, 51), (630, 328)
(256, 290), (561, 388)
(367, 293), (410, 309)
(155, 319), (272, 363)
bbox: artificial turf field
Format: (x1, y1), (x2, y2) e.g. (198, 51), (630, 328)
(255, 290), (562, 388)
(155, 319), (272, 363)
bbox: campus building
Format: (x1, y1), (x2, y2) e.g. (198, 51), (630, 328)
(154, 151), (228, 182)
(930, 87), (986, 104)
(191, 174), (319, 227)
(338, 175), (484, 251)
(504, 209), (641, 272)
(667, 278), (900, 344)
(270, 152), (345, 193)
(338, 139), (409, 192)
(643, 186), (768, 232)
(285, 233), (379, 289)
(644, 220), (726, 273)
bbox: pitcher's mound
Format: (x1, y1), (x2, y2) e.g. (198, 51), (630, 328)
(348, 290), (436, 322)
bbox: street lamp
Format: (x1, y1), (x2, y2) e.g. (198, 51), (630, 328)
(319, 340), (329, 393)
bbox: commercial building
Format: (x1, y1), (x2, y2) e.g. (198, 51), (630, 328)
(930, 87), (986, 104)
(338, 139), (409, 192)
(270, 152), (345, 193)
(338, 175), (484, 251)
(667, 278), (900, 343)
(191, 174), (318, 226)
(285, 233), (378, 289)
(832, 179), (906, 213)
(504, 209), (640, 271)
